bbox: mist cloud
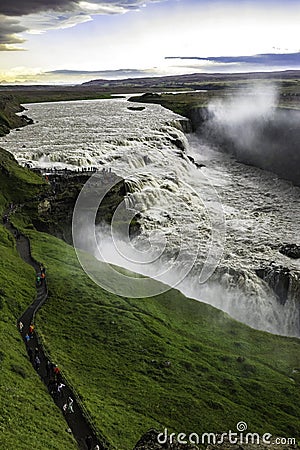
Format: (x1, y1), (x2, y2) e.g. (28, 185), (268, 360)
(201, 84), (300, 185)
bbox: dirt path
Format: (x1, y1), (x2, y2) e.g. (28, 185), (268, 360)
(4, 213), (111, 450)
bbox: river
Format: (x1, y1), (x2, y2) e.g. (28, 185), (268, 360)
(1, 98), (299, 337)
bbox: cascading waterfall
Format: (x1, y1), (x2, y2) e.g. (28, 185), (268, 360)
(1, 98), (299, 337)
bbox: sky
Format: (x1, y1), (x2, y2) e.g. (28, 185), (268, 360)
(0, 0), (300, 84)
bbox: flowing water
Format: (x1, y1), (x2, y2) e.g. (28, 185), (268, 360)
(1, 98), (299, 337)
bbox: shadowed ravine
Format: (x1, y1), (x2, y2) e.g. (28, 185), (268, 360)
(4, 210), (111, 450)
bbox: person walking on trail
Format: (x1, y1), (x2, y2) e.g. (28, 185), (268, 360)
(25, 333), (30, 343)
(34, 355), (41, 371)
(53, 364), (60, 381)
(67, 397), (74, 413)
(46, 360), (52, 378)
(36, 275), (41, 286)
(85, 435), (93, 450)
(63, 397), (74, 414)
(29, 324), (34, 337)
(57, 382), (65, 398)
(41, 272), (46, 282)
(18, 321), (23, 333)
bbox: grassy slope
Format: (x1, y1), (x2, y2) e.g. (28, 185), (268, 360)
(0, 146), (47, 214)
(26, 230), (300, 450)
(0, 148), (78, 449)
(0, 95), (26, 137)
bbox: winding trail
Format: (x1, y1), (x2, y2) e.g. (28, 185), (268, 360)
(4, 213), (110, 450)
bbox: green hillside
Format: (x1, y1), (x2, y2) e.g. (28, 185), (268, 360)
(28, 230), (300, 449)
(0, 149), (77, 449)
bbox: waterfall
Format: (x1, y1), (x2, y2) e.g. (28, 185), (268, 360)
(2, 98), (299, 337)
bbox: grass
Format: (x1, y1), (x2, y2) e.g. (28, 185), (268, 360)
(11, 90), (112, 105)
(0, 149), (78, 449)
(0, 147), (47, 216)
(24, 229), (300, 450)
(129, 92), (211, 118)
(0, 228), (78, 449)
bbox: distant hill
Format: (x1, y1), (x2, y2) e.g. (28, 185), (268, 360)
(82, 69), (300, 89)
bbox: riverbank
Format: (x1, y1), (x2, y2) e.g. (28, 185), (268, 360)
(0, 94), (34, 137)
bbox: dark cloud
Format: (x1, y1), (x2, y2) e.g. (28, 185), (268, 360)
(166, 52), (300, 67)
(0, 1), (78, 50)
(0, 0), (77, 17)
(0, 0), (162, 50)
(0, 0), (157, 17)
(47, 68), (152, 76)
(0, 16), (26, 50)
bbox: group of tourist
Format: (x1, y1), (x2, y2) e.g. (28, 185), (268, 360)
(19, 307), (101, 449)
(14, 238), (101, 449)
(36, 264), (46, 286)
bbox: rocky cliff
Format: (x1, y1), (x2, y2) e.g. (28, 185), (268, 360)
(0, 94), (33, 137)
(29, 169), (130, 245)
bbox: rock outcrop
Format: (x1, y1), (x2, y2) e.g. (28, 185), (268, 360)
(127, 106), (146, 111)
(279, 244), (300, 259)
(32, 168), (135, 245)
(256, 262), (291, 305)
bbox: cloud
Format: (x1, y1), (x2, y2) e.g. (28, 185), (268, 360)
(0, 0), (159, 17)
(47, 68), (154, 76)
(0, 67), (158, 84)
(0, 66), (44, 83)
(0, 0), (164, 50)
(21, 11), (93, 34)
(166, 52), (300, 68)
(0, 16), (27, 50)
(0, 1), (77, 17)
(163, 52), (300, 74)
